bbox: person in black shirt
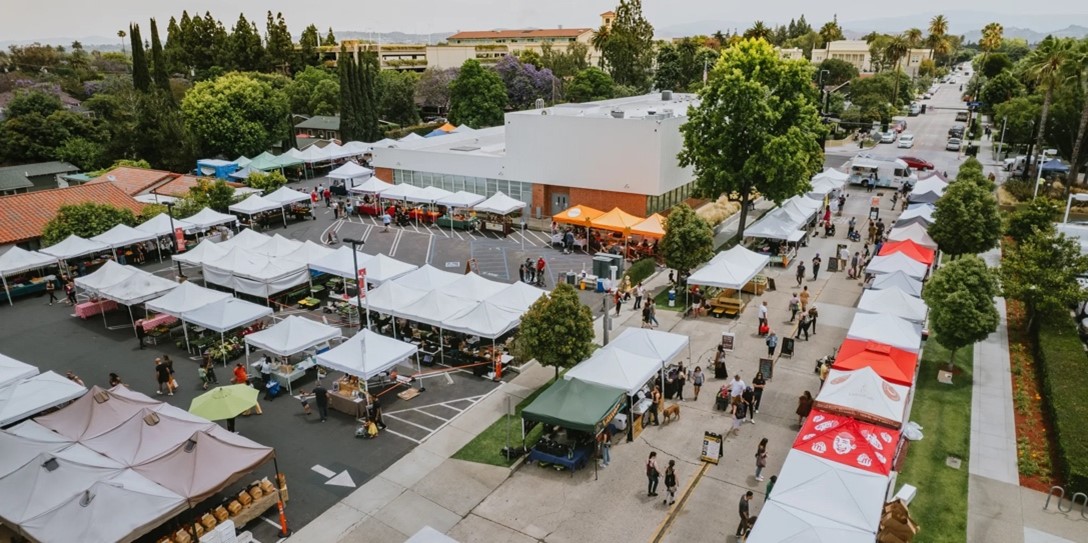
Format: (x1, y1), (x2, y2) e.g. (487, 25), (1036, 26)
(155, 358), (172, 396)
(736, 491), (753, 537)
(752, 372), (766, 414)
(313, 383), (329, 422)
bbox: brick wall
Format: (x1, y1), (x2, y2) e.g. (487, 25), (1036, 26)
(569, 187), (648, 217)
(374, 167), (394, 182)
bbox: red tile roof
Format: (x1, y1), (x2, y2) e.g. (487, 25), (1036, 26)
(152, 175), (245, 197)
(448, 28), (592, 40)
(0, 183), (146, 245)
(88, 167), (177, 196)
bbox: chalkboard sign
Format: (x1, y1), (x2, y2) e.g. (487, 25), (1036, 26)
(720, 332), (735, 352)
(828, 257), (839, 272)
(759, 358), (774, 380)
(766, 277), (777, 292)
(701, 431), (723, 464)
(780, 337), (795, 358)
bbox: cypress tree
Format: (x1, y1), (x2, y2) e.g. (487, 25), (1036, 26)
(338, 47), (357, 141)
(149, 18), (171, 95)
(357, 52), (381, 142)
(130, 23), (151, 92)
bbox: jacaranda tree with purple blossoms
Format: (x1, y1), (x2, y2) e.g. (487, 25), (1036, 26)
(493, 55), (558, 110)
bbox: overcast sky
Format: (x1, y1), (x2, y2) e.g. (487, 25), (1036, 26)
(3, 0), (1086, 42)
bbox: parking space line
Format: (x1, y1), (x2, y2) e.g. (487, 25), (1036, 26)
(382, 414), (436, 432)
(414, 410), (449, 422)
(390, 229), (404, 256)
(381, 427), (422, 444)
(425, 235), (435, 265)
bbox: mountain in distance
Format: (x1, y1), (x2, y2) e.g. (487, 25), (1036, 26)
(961, 25), (1088, 44)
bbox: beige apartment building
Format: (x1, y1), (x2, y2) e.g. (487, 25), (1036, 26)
(777, 47), (805, 61)
(811, 40), (932, 77)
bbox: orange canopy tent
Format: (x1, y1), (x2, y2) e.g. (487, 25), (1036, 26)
(832, 339), (918, 386)
(590, 207), (644, 233)
(630, 213), (666, 238)
(553, 205), (604, 226)
(878, 239), (935, 265)
(438, 122), (457, 132)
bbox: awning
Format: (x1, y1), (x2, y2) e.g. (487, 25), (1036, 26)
(792, 409), (901, 475)
(444, 301), (523, 339)
(564, 348), (663, 396)
(878, 239), (935, 265)
(39, 235), (108, 260)
(281, 240), (335, 266)
(316, 329), (418, 380)
(263, 186), (311, 206)
(630, 213), (666, 238)
(590, 207), (644, 233)
(217, 228), (271, 252)
(96, 270), (179, 306)
(485, 281), (547, 313)
(814, 367), (911, 428)
(0, 247), (55, 277)
(0, 371), (87, 427)
(886, 223), (937, 250)
(309, 246), (418, 284)
(444, 272), (509, 302)
(846, 312), (923, 353)
(251, 234), (303, 258)
(397, 291), (477, 328)
(348, 177), (394, 195)
(405, 185), (453, 204)
(145, 281), (231, 318)
(687, 245), (770, 290)
(474, 191), (526, 215)
(0, 353), (38, 389)
(437, 191), (485, 209)
(328, 162), (374, 180)
(865, 251), (929, 280)
(379, 183), (426, 202)
(833, 339), (919, 387)
(608, 328), (689, 364)
(553, 205), (603, 226)
(90, 225), (157, 250)
(394, 264), (461, 292)
(228, 194), (282, 215)
(171, 239), (228, 267)
(522, 378), (626, 434)
(869, 270), (923, 297)
(74, 260), (137, 295)
(244, 315), (342, 357)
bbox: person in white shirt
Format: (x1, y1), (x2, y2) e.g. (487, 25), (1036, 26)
(259, 357), (273, 385)
(839, 246), (850, 271)
(729, 374), (747, 398)
(758, 301), (768, 328)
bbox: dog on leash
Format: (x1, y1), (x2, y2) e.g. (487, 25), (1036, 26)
(663, 403), (681, 423)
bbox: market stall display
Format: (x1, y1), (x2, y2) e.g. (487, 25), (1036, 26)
(436, 191), (485, 231)
(315, 329), (419, 388)
(814, 367), (911, 429)
(180, 298), (273, 363)
(868, 270), (923, 297)
(0, 247), (57, 305)
(792, 409), (902, 475)
(688, 245), (771, 291)
(473, 191), (527, 236)
(521, 378), (625, 473)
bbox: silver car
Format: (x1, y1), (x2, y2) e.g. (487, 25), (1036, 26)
(946, 138), (962, 151)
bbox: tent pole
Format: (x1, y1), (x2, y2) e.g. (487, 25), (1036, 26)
(184, 321), (191, 353)
(221, 331), (226, 366)
(416, 352), (424, 392)
(128, 305), (138, 338)
(2, 274), (11, 306)
(626, 395), (634, 442)
(271, 455), (291, 536)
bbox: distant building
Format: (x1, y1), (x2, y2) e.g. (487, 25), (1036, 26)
(811, 40), (873, 73)
(0, 183), (145, 250)
(88, 167), (177, 197)
(370, 92), (701, 217)
(777, 47), (805, 61)
(295, 115), (341, 142)
(0, 162), (80, 194)
(903, 48), (934, 78)
(322, 41), (430, 72)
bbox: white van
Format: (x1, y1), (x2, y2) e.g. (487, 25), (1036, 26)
(846, 154), (916, 188)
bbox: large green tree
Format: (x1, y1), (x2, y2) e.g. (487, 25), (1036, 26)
(818, 18), (845, 44)
(660, 204), (715, 279)
(817, 58), (858, 87)
(338, 49), (357, 140)
(0, 91), (103, 164)
(378, 70), (420, 126)
(1005, 197), (1059, 241)
(163, 15), (189, 75)
(1022, 36), (1075, 179)
(596, 0), (655, 90)
(135, 89), (195, 172)
(678, 38), (825, 237)
(928, 177), (1000, 257)
(1063, 38), (1088, 191)
(353, 51), (382, 142)
(130, 23), (150, 92)
(415, 67), (457, 114)
(566, 67), (616, 103)
(172, 178), (239, 215)
(922, 256), (1000, 368)
(41, 203), (139, 246)
(265, 11), (294, 74)
(148, 18), (170, 94)
(286, 66), (338, 115)
(298, 24), (322, 68)
(979, 71), (1025, 114)
(229, 14), (266, 72)
(1001, 230), (1088, 329)
(515, 282), (594, 379)
(181, 72), (289, 157)
(448, 59), (507, 128)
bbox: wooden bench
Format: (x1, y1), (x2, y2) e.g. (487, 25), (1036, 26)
(709, 297), (745, 318)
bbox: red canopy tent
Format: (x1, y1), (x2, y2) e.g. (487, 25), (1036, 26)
(793, 409), (901, 476)
(878, 239), (935, 265)
(833, 339), (919, 386)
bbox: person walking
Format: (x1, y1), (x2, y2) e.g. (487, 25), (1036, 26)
(646, 452), (660, 497)
(313, 383), (329, 422)
(664, 460), (678, 506)
(807, 306), (819, 335)
(799, 286), (810, 312)
(765, 331), (778, 357)
(789, 293), (800, 322)
(598, 427), (612, 467)
(64, 280), (77, 305)
(795, 312), (810, 341)
(518, 261), (526, 283)
(868, 222), (877, 244)
(795, 261), (806, 287)
(819, 360), (831, 388)
(754, 438), (769, 481)
(676, 363), (687, 401)
(729, 395), (748, 437)
(155, 358), (172, 396)
(649, 385), (662, 426)
(45, 277), (58, 305)
(692, 366), (704, 401)
(765, 475), (777, 501)
(742, 386), (756, 424)
(648, 301), (659, 328)
(850, 251), (860, 279)
(258, 356), (273, 386)
(752, 371), (766, 413)
(370, 395), (387, 429)
(811, 253), (822, 281)
(135, 322), (147, 350)
(736, 491), (754, 538)
(641, 303), (652, 328)
(757, 301), (768, 329)
(839, 246), (850, 271)
(634, 282), (644, 309)
(796, 391), (813, 426)
(613, 288), (622, 316)
(322, 187), (332, 207)
(535, 257), (546, 286)
(524, 258), (535, 284)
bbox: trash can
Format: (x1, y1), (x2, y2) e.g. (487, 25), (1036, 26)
(668, 289), (676, 307)
(565, 272), (576, 286)
(596, 278), (605, 293)
(592, 256), (611, 278)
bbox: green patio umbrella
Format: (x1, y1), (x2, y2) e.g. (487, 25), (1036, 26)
(189, 384), (259, 421)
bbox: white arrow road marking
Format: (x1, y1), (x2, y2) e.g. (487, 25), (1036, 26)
(326, 470), (356, 488)
(311, 464), (335, 478)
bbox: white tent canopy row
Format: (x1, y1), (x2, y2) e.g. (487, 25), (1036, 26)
(136, 213), (198, 236)
(328, 161), (375, 181)
(316, 329), (418, 382)
(0, 248), (59, 306)
(181, 207), (238, 230)
(40, 235), (109, 260)
(202, 247), (310, 298)
(348, 177), (394, 195)
(229, 194), (284, 215)
(0, 370), (87, 427)
(815, 367), (912, 429)
(869, 270), (923, 297)
(90, 225), (157, 250)
(846, 312), (923, 353)
(473, 191), (527, 215)
(865, 251), (929, 280)
(564, 328), (689, 395)
(858, 287), (928, 323)
(309, 247), (418, 285)
(171, 239), (228, 267)
(0, 353), (39, 389)
(180, 298), (272, 334)
(887, 223), (938, 250)
(744, 197), (819, 242)
(145, 282), (231, 318)
(263, 186), (311, 206)
(244, 315), (341, 357)
(687, 245), (770, 290)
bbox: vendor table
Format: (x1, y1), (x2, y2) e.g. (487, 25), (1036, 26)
(272, 359), (315, 394)
(482, 220), (512, 236)
(435, 216), (478, 230)
(328, 390), (367, 418)
(75, 299), (118, 319)
(408, 209), (440, 224)
(4, 275), (55, 300)
(356, 203), (384, 217)
(141, 313), (178, 332)
(527, 446), (590, 476)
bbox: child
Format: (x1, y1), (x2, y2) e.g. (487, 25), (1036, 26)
(297, 389), (313, 415)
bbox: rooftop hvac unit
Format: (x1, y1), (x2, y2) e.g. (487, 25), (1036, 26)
(610, 109), (625, 119)
(661, 90), (673, 100)
(534, 98), (545, 110)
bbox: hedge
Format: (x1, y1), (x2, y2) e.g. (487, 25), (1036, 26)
(1035, 312), (1088, 492)
(623, 258), (657, 286)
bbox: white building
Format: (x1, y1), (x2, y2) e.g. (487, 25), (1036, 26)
(371, 93), (701, 217)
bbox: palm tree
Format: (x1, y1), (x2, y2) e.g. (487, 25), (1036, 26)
(904, 28), (924, 48)
(1064, 39), (1088, 187)
(743, 21), (771, 41)
(118, 29), (127, 54)
(1023, 36), (1075, 180)
(591, 25), (610, 68)
(886, 35), (909, 105)
(929, 15), (949, 38)
(980, 23), (1004, 64)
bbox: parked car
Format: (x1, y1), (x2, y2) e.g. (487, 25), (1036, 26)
(922, 92), (932, 100)
(955, 111), (969, 122)
(948, 124), (965, 138)
(899, 156), (935, 170)
(898, 134), (916, 149)
(908, 103), (921, 116)
(880, 131), (897, 143)
(946, 138), (962, 151)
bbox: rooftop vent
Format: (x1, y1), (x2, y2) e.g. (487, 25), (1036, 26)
(661, 90), (673, 100)
(450, 146), (481, 152)
(610, 110), (625, 119)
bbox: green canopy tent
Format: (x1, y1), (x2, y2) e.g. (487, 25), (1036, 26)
(521, 378), (625, 477)
(247, 152), (303, 173)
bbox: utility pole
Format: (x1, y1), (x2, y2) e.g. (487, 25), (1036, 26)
(602, 295), (611, 346)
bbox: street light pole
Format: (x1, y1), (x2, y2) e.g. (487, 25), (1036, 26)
(343, 238), (369, 330)
(164, 201), (183, 279)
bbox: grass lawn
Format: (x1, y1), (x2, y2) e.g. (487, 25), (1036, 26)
(451, 380), (553, 467)
(897, 340), (973, 543)
(651, 286), (687, 312)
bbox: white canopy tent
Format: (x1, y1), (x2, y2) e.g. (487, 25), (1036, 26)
(406, 185), (454, 205)
(370, 138), (397, 149)
(815, 367), (911, 428)
(89, 225), (157, 251)
(445, 272), (509, 302)
(858, 288), (928, 323)
(687, 245), (770, 290)
(205, 250), (310, 299)
(758, 449), (889, 535)
(136, 213), (198, 236)
(316, 329), (419, 385)
(39, 235), (108, 261)
(812, 168), (849, 182)
(181, 207), (238, 230)
(252, 234), (303, 258)
(437, 191), (485, 209)
(397, 291), (478, 329)
(474, 191), (527, 215)
(0, 247), (57, 305)
(806, 176), (845, 199)
(180, 298), (272, 334)
(328, 162), (375, 181)
(244, 315), (342, 357)
(145, 282), (230, 317)
(74, 260), (137, 295)
(394, 264), (461, 292)
(281, 240), (335, 266)
(0, 371), (87, 427)
(911, 177), (948, 195)
(216, 228), (271, 252)
(339, 141), (370, 156)
(378, 183), (426, 202)
(0, 354), (38, 389)
(869, 270), (923, 297)
(745, 208), (807, 241)
(348, 177), (394, 195)
(895, 205), (935, 226)
(229, 194), (288, 228)
(309, 247), (416, 285)
(865, 251), (929, 280)
(908, 189), (942, 204)
(846, 312), (923, 353)
(485, 281), (547, 313)
(887, 223), (938, 250)
(263, 186), (311, 206)
(358, 253), (419, 285)
(443, 301), (523, 339)
(608, 328), (689, 365)
(359, 281), (428, 316)
(564, 348), (664, 396)
(96, 271), (178, 306)
(748, 500), (876, 542)
(171, 239), (228, 267)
